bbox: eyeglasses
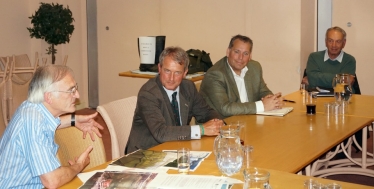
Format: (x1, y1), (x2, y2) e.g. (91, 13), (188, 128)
(52, 83), (78, 94)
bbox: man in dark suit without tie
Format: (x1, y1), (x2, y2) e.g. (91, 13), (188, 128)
(126, 46), (224, 154)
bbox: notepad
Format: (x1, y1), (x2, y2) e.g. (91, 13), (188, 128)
(256, 107), (294, 116)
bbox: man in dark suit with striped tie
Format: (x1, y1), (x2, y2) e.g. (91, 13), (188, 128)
(126, 46), (224, 153)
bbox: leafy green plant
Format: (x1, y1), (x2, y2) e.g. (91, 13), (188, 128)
(27, 2), (74, 64)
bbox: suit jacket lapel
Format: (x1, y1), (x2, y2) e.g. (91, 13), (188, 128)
(155, 76), (177, 125)
(179, 85), (189, 126)
(244, 68), (254, 100)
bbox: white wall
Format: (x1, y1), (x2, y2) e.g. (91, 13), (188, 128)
(332, 0), (374, 95)
(97, 0), (315, 105)
(0, 0), (89, 109)
(1, 0), (372, 109)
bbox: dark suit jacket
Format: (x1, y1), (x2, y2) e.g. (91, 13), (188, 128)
(200, 56), (272, 118)
(126, 75), (222, 153)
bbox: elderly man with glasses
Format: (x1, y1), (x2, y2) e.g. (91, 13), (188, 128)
(0, 65), (104, 188)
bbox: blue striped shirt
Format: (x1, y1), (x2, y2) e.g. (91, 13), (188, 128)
(0, 101), (61, 188)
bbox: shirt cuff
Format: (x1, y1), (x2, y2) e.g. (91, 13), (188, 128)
(191, 125), (201, 139)
(255, 100), (265, 113)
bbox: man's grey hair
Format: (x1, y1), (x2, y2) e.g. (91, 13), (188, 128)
(326, 26), (347, 40)
(228, 34), (254, 52)
(159, 46), (189, 71)
(28, 65), (74, 103)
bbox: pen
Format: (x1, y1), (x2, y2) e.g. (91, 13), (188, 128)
(283, 99), (296, 103)
(223, 120), (227, 125)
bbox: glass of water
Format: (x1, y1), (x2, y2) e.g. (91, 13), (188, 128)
(177, 148), (190, 174)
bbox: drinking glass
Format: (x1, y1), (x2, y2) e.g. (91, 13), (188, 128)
(242, 145), (254, 169)
(326, 183), (341, 189)
(304, 179), (317, 189)
(177, 148), (190, 174)
(300, 83), (308, 94)
(243, 167), (271, 189)
(306, 92), (318, 115)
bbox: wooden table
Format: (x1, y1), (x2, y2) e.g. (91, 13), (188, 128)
(119, 71), (204, 82)
(284, 91), (374, 177)
(61, 138), (374, 189)
(284, 91), (374, 118)
(59, 91), (374, 188)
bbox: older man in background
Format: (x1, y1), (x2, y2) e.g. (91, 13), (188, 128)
(303, 26), (356, 90)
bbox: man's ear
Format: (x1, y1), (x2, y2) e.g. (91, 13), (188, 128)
(183, 68), (188, 78)
(158, 64), (162, 74)
(226, 48), (230, 57)
(44, 92), (53, 104)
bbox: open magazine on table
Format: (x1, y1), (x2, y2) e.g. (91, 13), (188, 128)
(110, 149), (211, 172)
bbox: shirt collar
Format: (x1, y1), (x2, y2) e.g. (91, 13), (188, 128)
(163, 86), (180, 101)
(324, 50), (344, 63)
(226, 59), (248, 78)
(36, 102), (61, 130)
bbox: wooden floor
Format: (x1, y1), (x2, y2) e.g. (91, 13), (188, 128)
(76, 108), (374, 187)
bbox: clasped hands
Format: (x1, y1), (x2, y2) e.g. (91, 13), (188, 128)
(202, 119), (224, 136)
(262, 92), (283, 111)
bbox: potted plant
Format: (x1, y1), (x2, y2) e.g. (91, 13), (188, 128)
(27, 2), (74, 64)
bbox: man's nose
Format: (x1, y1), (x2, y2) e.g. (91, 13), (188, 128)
(74, 90), (80, 98)
(169, 72), (175, 81)
(238, 53), (244, 60)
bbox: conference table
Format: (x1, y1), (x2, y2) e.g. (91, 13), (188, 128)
(284, 91), (374, 119)
(60, 160), (373, 189)
(60, 91), (374, 188)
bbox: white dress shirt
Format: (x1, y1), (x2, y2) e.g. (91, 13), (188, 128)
(227, 61), (265, 112)
(324, 50), (344, 63)
(163, 86), (201, 139)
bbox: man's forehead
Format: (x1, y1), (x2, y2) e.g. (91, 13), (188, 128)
(327, 30), (344, 39)
(232, 40), (251, 51)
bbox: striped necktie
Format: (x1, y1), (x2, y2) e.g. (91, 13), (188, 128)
(171, 92), (181, 126)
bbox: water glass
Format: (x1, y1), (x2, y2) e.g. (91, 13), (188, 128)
(300, 83), (308, 94)
(304, 179), (317, 189)
(324, 102), (332, 116)
(314, 183), (327, 189)
(242, 145), (254, 169)
(243, 167), (271, 189)
(177, 148), (190, 174)
(326, 183), (341, 189)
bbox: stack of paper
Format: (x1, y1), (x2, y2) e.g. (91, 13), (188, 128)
(256, 107), (294, 116)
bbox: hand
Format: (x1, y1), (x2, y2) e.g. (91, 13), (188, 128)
(202, 119), (223, 136)
(262, 92), (283, 111)
(68, 146), (93, 171)
(75, 112), (104, 141)
(302, 76), (309, 85)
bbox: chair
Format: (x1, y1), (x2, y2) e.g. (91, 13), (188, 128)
(96, 96), (137, 159)
(55, 127), (106, 171)
(0, 57), (10, 137)
(5, 54), (39, 124)
(42, 54), (68, 66)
